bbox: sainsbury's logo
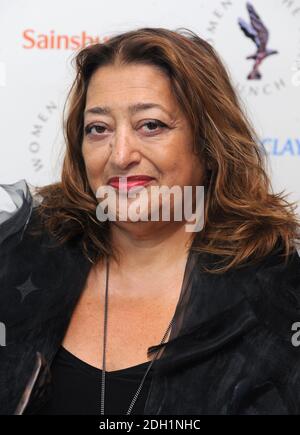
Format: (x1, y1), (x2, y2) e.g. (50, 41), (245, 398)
(22, 29), (110, 50)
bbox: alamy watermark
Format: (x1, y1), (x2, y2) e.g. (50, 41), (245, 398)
(291, 322), (300, 347)
(0, 322), (6, 347)
(95, 179), (205, 233)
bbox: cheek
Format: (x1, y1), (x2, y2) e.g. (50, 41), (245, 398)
(82, 147), (105, 179)
(165, 158), (204, 187)
(161, 161), (181, 185)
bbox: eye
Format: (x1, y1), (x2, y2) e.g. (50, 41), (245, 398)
(140, 120), (168, 134)
(84, 124), (107, 136)
(84, 120), (168, 138)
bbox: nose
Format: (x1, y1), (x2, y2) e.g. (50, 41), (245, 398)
(109, 125), (142, 170)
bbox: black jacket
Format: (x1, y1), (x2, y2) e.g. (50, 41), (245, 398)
(1, 179), (300, 415)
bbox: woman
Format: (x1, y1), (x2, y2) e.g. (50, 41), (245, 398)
(1, 27), (300, 415)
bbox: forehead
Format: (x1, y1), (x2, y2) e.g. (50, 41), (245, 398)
(85, 63), (176, 107)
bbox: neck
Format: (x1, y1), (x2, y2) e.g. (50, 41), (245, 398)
(108, 220), (195, 276)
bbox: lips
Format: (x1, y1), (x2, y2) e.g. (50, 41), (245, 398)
(108, 176), (155, 190)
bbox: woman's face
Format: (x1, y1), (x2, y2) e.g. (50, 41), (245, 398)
(82, 63), (204, 226)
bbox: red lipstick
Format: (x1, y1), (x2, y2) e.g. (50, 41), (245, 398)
(108, 175), (155, 190)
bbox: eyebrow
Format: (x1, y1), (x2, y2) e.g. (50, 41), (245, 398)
(84, 103), (172, 118)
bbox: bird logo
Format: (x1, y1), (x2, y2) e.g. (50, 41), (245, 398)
(238, 2), (278, 80)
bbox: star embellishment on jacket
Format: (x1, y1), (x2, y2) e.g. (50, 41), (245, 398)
(16, 275), (40, 302)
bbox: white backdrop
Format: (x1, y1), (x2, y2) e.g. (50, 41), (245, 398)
(0, 0), (299, 211)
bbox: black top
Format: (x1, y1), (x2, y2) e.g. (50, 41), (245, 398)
(33, 346), (153, 415)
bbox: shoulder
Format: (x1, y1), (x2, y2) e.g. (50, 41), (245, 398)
(0, 179), (90, 327)
(0, 179), (70, 298)
(232, 244), (300, 343)
(0, 179), (43, 253)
